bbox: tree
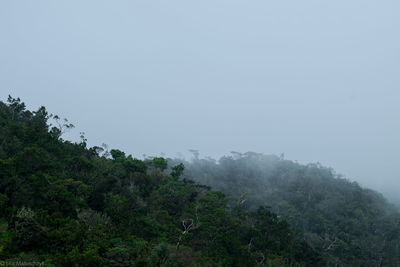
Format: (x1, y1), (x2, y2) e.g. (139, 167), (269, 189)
(170, 163), (184, 179)
(152, 157), (168, 171)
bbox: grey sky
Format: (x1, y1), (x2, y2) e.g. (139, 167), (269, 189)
(1, 1), (399, 201)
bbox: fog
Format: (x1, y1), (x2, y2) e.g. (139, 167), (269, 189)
(1, 1), (399, 202)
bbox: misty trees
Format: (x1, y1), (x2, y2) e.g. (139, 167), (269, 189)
(170, 163), (184, 179)
(0, 97), (323, 266)
(2, 95), (400, 265)
(175, 153), (400, 266)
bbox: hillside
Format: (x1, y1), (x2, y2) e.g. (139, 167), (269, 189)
(0, 97), (323, 266)
(170, 153), (400, 266)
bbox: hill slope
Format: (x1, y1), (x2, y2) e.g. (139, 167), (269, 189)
(171, 153), (400, 266)
(0, 97), (322, 266)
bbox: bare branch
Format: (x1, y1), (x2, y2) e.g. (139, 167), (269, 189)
(176, 205), (201, 250)
(248, 237), (254, 252)
(325, 237), (338, 251)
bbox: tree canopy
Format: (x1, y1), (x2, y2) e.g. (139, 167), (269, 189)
(171, 152), (400, 266)
(0, 97), (322, 266)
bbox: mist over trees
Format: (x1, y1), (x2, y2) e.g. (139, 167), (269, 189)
(170, 152), (400, 266)
(0, 97), (323, 266)
(1, 96), (400, 266)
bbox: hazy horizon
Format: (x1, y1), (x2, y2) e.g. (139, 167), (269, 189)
(1, 1), (399, 203)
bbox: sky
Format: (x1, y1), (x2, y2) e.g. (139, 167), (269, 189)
(1, 1), (399, 201)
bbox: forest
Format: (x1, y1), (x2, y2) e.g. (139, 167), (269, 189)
(171, 153), (400, 266)
(0, 96), (399, 266)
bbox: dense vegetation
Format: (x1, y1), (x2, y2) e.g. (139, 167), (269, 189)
(0, 96), (323, 266)
(171, 152), (400, 266)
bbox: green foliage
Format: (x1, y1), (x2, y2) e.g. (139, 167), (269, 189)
(152, 157), (168, 171)
(10, 207), (47, 249)
(0, 193), (8, 215)
(0, 97), (322, 266)
(170, 163), (184, 179)
(148, 242), (176, 267)
(174, 153), (400, 266)
(110, 149), (125, 161)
